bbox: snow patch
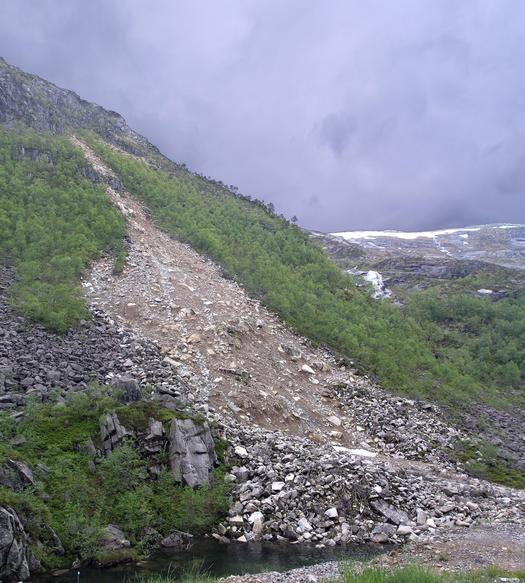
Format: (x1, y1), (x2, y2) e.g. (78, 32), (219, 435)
(331, 223), (525, 242)
(332, 227), (483, 241)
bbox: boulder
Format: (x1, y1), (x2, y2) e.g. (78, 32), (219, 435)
(371, 522), (396, 543)
(0, 506), (31, 582)
(169, 419), (217, 488)
(100, 412), (129, 453)
(0, 460), (35, 492)
(370, 499), (411, 526)
(249, 511), (265, 539)
(98, 524), (131, 550)
(160, 529), (193, 548)
(324, 507), (339, 519)
(297, 517), (313, 533)
(111, 376), (142, 402)
(234, 445), (248, 458)
(327, 415), (342, 427)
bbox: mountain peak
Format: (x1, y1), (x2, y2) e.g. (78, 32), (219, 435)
(0, 56), (155, 155)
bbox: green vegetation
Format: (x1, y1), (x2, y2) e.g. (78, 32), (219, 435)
(454, 439), (525, 489)
(0, 390), (229, 567)
(406, 288), (525, 399)
(0, 128), (125, 332)
(137, 564), (215, 583)
(137, 565), (525, 583)
(333, 565), (525, 583)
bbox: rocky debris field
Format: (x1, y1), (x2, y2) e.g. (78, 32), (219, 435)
(0, 266), (192, 411)
(379, 522), (525, 573)
(215, 423), (525, 549)
(77, 138), (462, 466)
(219, 560), (342, 583)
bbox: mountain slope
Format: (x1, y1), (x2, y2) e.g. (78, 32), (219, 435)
(0, 55), (523, 451)
(75, 136), (457, 454)
(0, 57), (524, 578)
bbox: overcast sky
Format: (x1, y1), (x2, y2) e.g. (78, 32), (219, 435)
(1, 0), (525, 231)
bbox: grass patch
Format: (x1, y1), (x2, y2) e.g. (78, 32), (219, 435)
(335, 565), (525, 582)
(453, 440), (525, 489)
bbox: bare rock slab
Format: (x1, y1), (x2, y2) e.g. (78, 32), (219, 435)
(169, 418), (217, 487)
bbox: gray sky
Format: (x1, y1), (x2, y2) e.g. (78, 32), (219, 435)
(1, 0), (525, 231)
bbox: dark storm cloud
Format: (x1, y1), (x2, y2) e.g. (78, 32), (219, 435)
(1, 0), (525, 231)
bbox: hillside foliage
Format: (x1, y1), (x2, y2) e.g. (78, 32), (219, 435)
(407, 288), (525, 393)
(0, 128), (125, 331)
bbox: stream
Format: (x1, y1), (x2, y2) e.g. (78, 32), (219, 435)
(32, 539), (390, 582)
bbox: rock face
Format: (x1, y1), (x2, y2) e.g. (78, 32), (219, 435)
(100, 412), (129, 453)
(0, 506), (31, 582)
(169, 419), (217, 488)
(0, 57), (154, 156)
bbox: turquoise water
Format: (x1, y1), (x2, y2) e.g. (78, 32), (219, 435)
(32, 539), (389, 582)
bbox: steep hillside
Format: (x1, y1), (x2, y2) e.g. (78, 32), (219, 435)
(0, 57), (524, 579)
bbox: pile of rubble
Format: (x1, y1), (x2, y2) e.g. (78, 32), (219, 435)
(216, 423), (525, 548)
(0, 266), (195, 411)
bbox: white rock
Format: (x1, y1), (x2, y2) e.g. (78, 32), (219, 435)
(327, 415), (342, 427)
(272, 481), (285, 492)
(234, 446), (248, 458)
(397, 525), (413, 535)
(228, 515), (244, 525)
(297, 517), (313, 533)
(249, 511), (265, 537)
(300, 364), (316, 374)
(324, 507), (338, 519)
(416, 509), (428, 525)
